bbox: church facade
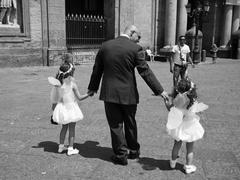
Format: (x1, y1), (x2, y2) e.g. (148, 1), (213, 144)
(0, 0), (238, 67)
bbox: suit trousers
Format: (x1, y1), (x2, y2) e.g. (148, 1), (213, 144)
(173, 63), (188, 87)
(104, 102), (140, 157)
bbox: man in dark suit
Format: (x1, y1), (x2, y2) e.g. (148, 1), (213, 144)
(88, 25), (169, 165)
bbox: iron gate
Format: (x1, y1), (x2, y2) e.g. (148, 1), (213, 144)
(66, 14), (106, 47)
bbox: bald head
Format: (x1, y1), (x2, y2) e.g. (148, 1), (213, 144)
(123, 25), (141, 43)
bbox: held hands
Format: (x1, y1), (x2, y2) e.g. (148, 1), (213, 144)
(152, 91), (169, 100)
(152, 91), (172, 111)
(87, 90), (96, 97)
(160, 91), (173, 111)
(164, 98), (172, 111)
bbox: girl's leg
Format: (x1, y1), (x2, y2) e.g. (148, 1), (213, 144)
(58, 124), (68, 153)
(186, 142), (194, 165)
(184, 142), (196, 174)
(172, 140), (182, 160)
(170, 140), (182, 168)
(67, 122), (79, 155)
(60, 124), (68, 144)
(68, 122), (76, 147)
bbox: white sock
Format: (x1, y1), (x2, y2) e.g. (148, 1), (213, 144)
(59, 144), (64, 148)
(68, 146), (73, 150)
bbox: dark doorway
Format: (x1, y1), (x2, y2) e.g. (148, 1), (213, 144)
(66, 0), (104, 16)
(186, 0), (204, 31)
(65, 0), (105, 47)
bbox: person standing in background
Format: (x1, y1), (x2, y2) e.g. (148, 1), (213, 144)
(169, 35), (194, 88)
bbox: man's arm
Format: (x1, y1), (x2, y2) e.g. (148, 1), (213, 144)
(135, 48), (168, 100)
(87, 48), (104, 93)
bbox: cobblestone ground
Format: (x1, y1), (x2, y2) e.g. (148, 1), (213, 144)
(0, 58), (240, 180)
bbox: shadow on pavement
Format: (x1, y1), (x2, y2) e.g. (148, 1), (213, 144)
(32, 141), (113, 163)
(75, 141), (113, 163)
(137, 157), (185, 173)
(32, 141), (59, 153)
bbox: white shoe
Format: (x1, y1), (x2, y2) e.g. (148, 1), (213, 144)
(58, 144), (68, 153)
(67, 147), (79, 156)
(184, 165), (197, 174)
(170, 159), (177, 168)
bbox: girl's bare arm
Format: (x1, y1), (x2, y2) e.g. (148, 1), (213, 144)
(73, 83), (89, 101)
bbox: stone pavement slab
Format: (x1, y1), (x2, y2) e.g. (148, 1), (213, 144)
(0, 58), (240, 180)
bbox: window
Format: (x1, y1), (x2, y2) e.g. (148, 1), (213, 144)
(0, 0), (30, 39)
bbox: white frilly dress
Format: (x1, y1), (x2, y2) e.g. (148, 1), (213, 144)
(50, 79), (83, 125)
(166, 93), (208, 142)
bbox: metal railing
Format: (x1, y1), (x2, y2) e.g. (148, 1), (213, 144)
(66, 14), (106, 47)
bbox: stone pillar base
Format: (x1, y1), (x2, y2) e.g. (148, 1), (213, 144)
(48, 48), (67, 66)
(48, 48), (99, 66)
(70, 49), (98, 65)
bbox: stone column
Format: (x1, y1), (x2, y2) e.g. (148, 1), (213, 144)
(220, 5), (233, 47)
(176, 0), (188, 40)
(152, 0), (157, 51)
(47, 0), (67, 65)
(164, 0), (177, 45)
(232, 6), (240, 33)
(41, 0), (49, 66)
(114, 0), (120, 37)
(119, 0), (134, 34)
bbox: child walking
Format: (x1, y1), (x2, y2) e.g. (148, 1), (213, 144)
(164, 78), (208, 174)
(49, 53), (76, 125)
(50, 61), (90, 156)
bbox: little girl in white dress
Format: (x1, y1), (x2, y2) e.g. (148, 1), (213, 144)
(164, 78), (208, 174)
(49, 61), (89, 156)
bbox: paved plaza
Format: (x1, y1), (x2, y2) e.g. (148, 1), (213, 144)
(0, 58), (240, 180)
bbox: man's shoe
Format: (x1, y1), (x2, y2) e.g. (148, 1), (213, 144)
(111, 155), (128, 166)
(128, 150), (140, 159)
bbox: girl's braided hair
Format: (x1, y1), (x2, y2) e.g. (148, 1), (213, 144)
(55, 62), (74, 84)
(173, 78), (197, 109)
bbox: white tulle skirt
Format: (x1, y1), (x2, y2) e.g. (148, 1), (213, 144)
(52, 102), (83, 125)
(167, 113), (205, 142)
(166, 102), (208, 142)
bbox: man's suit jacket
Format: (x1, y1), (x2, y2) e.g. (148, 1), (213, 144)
(88, 36), (164, 105)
